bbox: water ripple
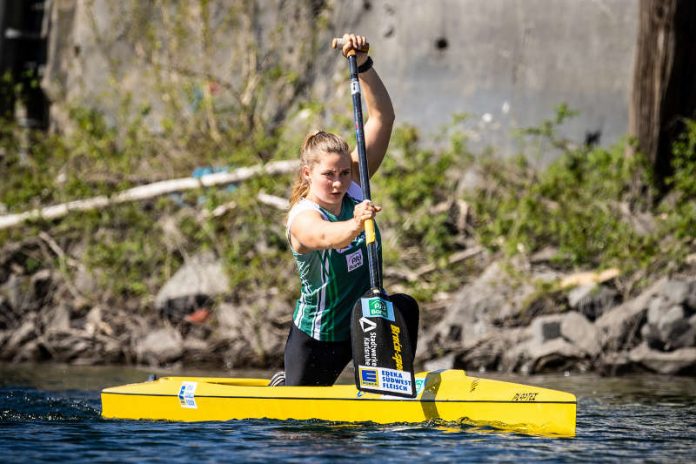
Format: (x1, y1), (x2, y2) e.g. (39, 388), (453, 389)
(1, 367), (695, 463)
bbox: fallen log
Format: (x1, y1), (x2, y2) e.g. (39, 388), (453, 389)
(0, 160), (299, 230)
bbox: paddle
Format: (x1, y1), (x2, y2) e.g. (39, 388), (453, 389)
(332, 37), (416, 398)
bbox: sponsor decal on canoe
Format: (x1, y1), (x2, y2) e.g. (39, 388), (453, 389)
(357, 377), (426, 400)
(512, 392), (539, 402)
(470, 379), (480, 393)
(360, 297), (395, 321)
(178, 382), (198, 409)
(357, 366), (413, 395)
(415, 378), (425, 396)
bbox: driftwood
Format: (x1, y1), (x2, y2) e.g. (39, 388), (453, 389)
(0, 160), (299, 230)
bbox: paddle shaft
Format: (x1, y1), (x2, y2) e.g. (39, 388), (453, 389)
(346, 53), (381, 293)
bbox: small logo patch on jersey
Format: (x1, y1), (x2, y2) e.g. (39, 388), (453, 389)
(346, 248), (364, 272)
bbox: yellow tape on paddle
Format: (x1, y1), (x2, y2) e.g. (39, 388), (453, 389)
(365, 219), (376, 245)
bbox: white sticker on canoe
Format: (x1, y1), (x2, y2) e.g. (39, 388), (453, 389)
(178, 381), (197, 409)
(358, 366), (412, 395)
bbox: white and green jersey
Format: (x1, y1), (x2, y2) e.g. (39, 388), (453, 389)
(287, 182), (380, 342)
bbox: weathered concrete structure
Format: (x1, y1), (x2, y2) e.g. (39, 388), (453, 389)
(333, 0), (638, 155)
(40, 0), (637, 157)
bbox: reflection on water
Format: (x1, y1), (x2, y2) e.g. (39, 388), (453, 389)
(1, 363), (695, 463)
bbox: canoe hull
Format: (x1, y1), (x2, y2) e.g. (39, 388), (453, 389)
(101, 369), (576, 436)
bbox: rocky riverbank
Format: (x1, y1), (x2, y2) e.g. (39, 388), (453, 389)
(2, 238), (695, 376)
(422, 257), (696, 376)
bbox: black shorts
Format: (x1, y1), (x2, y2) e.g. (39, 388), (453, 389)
(284, 293), (419, 386)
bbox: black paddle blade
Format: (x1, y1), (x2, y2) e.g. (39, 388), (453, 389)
(350, 291), (416, 398)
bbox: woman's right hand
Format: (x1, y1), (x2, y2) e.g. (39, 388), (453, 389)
(352, 200), (382, 230)
(340, 33), (369, 67)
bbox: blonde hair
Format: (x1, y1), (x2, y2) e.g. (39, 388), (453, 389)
(288, 131), (351, 207)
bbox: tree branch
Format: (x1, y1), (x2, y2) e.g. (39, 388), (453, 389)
(0, 160), (298, 230)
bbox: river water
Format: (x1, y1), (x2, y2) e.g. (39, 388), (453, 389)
(1, 363), (694, 463)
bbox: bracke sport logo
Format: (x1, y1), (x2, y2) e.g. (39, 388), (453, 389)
(390, 324), (403, 371)
(360, 297), (395, 321)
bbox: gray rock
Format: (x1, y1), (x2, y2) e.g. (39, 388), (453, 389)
(641, 322), (662, 349)
(40, 330), (93, 362)
(520, 338), (585, 374)
(213, 290), (289, 368)
(657, 305), (691, 350)
(575, 285), (619, 321)
(598, 351), (634, 376)
(687, 281), (696, 311)
(567, 284), (596, 309)
(530, 314), (564, 343)
(596, 277), (667, 351)
(561, 311), (600, 357)
(3, 316), (37, 357)
(629, 342), (696, 375)
(1, 274), (24, 313)
(457, 327), (530, 373)
(43, 303), (71, 333)
(136, 326), (184, 365)
(663, 280), (690, 306)
(424, 260), (535, 353)
(0, 295), (17, 329)
(13, 339), (43, 362)
(671, 326), (696, 350)
(646, 295), (665, 324)
(74, 265), (99, 296)
(30, 269), (53, 300)
(0, 330), (8, 350)
(155, 253), (230, 313)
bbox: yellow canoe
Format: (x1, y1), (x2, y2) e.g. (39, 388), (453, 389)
(101, 369), (576, 436)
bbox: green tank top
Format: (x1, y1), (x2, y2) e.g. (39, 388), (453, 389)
(287, 182), (380, 341)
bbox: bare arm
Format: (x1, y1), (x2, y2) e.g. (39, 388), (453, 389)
(340, 34), (395, 184)
(289, 201), (382, 253)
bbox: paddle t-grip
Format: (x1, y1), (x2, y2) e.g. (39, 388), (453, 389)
(331, 37), (370, 55)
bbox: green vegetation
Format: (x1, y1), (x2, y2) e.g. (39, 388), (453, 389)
(2, 100), (695, 309)
(466, 106), (695, 278)
(1, 2), (694, 309)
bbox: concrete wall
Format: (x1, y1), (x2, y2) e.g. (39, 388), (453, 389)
(43, 0), (639, 158)
(330, 0), (638, 156)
